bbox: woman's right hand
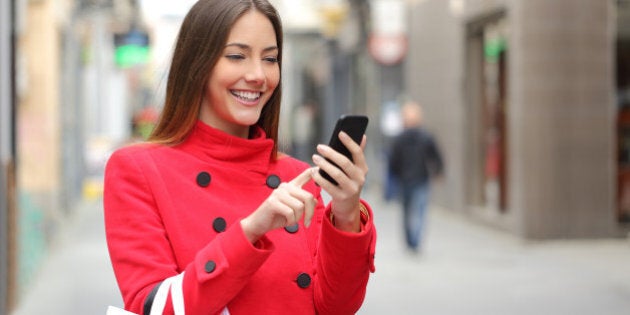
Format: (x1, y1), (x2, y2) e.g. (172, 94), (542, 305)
(240, 168), (317, 244)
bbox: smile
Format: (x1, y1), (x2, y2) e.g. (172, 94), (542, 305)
(231, 90), (261, 102)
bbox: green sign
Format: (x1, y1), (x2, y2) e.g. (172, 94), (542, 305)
(115, 44), (149, 68)
(114, 30), (150, 68)
(484, 37), (506, 62)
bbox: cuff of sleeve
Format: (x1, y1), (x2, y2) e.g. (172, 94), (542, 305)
(322, 200), (377, 272)
(195, 222), (274, 282)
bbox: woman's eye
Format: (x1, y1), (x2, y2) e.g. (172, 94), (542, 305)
(264, 56), (279, 63)
(226, 54), (245, 60)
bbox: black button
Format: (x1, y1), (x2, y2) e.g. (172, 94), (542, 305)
(196, 172), (211, 187)
(213, 217), (227, 233)
(284, 223), (299, 234)
(296, 273), (311, 288)
(205, 260), (216, 273)
(266, 175), (281, 189)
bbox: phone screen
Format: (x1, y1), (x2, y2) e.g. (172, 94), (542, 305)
(319, 115), (369, 185)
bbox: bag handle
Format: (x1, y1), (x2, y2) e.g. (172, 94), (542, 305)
(150, 272), (185, 315)
(145, 271), (231, 315)
(170, 273), (185, 315)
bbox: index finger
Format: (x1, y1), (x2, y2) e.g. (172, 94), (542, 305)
(290, 167), (315, 188)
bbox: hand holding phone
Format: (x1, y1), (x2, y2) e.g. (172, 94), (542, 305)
(318, 115), (369, 185)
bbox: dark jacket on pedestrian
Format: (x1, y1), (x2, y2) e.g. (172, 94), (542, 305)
(388, 128), (443, 186)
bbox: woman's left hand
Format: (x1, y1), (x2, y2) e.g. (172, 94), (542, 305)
(312, 131), (368, 233)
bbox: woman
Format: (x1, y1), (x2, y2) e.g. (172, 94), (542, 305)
(103, 1), (376, 314)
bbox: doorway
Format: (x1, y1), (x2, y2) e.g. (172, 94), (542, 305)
(466, 11), (509, 213)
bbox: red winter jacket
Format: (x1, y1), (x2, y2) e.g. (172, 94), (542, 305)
(104, 121), (376, 315)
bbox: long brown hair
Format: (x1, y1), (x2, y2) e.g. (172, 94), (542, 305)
(149, 0), (284, 159)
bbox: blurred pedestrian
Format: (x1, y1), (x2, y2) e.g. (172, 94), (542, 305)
(103, 1), (376, 314)
(388, 100), (443, 254)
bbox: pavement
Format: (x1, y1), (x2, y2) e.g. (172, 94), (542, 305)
(9, 198), (121, 315)
(9, 188), (630, 315)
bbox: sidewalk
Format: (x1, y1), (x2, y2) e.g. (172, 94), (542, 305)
(359, 192), (630, 315)
(10, 199), (121, 315)
(10, 191), (630, 315)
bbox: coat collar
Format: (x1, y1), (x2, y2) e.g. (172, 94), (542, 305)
(178, 120), (274, 172)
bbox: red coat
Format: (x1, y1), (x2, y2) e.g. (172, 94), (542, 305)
(104, 121), (377, 315)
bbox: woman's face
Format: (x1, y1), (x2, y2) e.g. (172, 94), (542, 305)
(200, 10), (280, 138)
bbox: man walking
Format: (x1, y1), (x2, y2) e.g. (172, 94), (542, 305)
(388, 100), (444, 254)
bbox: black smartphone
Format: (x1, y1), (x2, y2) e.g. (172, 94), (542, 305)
(319, 115), (369, 185)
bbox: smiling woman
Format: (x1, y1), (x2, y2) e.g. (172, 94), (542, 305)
(103, 0), (377, 314)
(148, 1), (285, 154)
(199, 10), (280, 139)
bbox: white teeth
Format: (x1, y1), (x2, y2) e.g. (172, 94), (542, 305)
(232, 91), (261, 101)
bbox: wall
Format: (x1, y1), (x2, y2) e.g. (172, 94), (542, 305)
(509, 0), (616, 238)
(15, 0), (63, 297)
(407, 0), (618, 238)
(0, 0), (15, 310)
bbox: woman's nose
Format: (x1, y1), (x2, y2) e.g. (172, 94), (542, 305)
(245, 61), (265, 84)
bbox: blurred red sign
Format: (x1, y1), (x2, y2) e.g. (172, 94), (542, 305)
(368, 34), (408, 65)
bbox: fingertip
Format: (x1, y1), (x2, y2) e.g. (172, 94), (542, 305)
(292, 167), (315, 187)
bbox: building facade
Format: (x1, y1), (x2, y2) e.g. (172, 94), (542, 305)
(1, 0), (16, 312)
(1, 0), (141, 312)
(405, 0), (629, 239)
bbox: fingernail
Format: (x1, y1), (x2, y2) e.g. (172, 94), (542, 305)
(317, 144), (329, 152)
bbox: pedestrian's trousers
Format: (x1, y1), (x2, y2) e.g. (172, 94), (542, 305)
(402, 182), (430, 250)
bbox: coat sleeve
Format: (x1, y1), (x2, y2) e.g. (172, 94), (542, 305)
(313, 199), (376, 315)
(104, 147), (273, 315)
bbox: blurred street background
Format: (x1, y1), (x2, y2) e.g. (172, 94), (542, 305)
(2, 0), (630, 314)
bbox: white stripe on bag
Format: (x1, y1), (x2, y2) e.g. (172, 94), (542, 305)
(107, 272), (230, 315)
(170, 273), (185, 315)
(149, 274), (176, 315)
(152, 272), (230, 315)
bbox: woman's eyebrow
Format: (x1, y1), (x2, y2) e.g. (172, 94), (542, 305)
(225, 42), (278, 52)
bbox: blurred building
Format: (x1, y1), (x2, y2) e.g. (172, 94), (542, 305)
(272, 0), (374, 160)
(0, 0), (146, 312)
(1, 0), (16, 312)
(404, 0), (630, 239)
